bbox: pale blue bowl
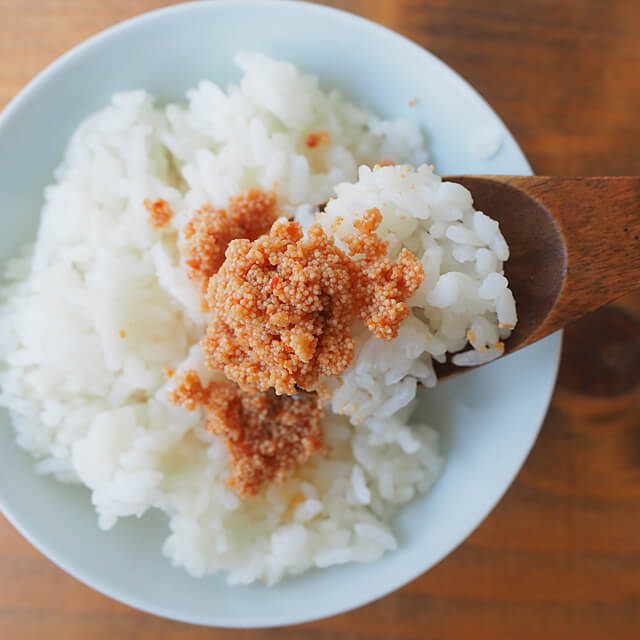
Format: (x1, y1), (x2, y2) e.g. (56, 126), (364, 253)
(0, 0), (561, 628)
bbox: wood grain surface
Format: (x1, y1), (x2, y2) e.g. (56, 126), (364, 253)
(1, 1), (640, 638)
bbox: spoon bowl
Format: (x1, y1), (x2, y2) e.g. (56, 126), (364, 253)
(436, 175), (640, 379)
(447, 176), (566, 354)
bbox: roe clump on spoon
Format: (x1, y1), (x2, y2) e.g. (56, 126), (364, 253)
(201, 209), (424, 397)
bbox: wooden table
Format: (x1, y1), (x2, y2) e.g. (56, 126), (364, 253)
(1, 1), (639, 637)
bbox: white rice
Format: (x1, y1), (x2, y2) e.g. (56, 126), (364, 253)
(0, 53), (445, 584)
(0, 53), (513, 584)
(316, 164), (516, 424)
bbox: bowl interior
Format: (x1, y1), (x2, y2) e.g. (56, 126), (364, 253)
(0, 0), (561, 628)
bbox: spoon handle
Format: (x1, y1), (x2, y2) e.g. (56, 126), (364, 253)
(495, 176), (640, 346)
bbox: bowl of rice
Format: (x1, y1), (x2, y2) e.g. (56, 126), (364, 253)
(0, 0), (562, 628)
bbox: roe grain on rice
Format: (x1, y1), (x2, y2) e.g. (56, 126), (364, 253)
(169, 370), (325, 497)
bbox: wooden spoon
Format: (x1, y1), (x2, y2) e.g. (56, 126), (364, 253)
(435, 176), (640, 380)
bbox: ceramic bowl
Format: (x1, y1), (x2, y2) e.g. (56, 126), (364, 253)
(0, 0), (561, 628)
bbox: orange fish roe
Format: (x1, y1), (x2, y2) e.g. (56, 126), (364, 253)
(144, 198), (174, 228)
(202, 221), (356, 396)
(344, 209), (425, 341)
(167, 369), (210, 411)
(376, 157), (395, 167)
(168, 370), (324, 497)
(306, 131), (331, 149)
(182, 188), (278, 296)
(201, 210), (424, 396)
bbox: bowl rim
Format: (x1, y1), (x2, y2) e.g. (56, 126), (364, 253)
(0, 0), (562, 628)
